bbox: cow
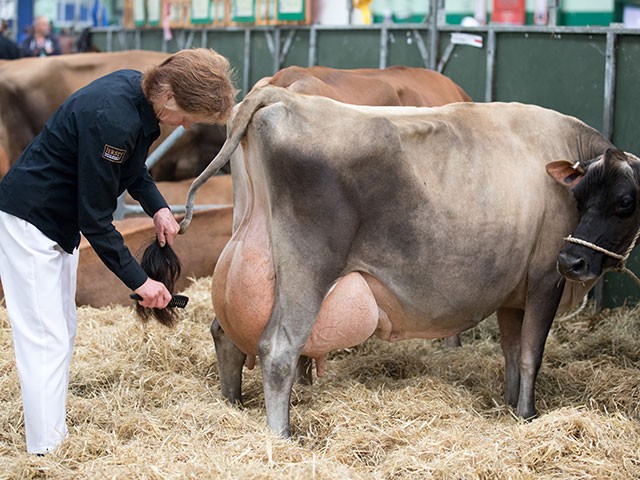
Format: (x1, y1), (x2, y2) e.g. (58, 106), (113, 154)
(178, 85), (640, 436)
(207, 65), (472, 387)
(77, 206), (233, 307)
(0, 50), (227, 180)
(256, 64), (472, 106)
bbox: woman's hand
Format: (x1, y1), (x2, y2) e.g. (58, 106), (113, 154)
(134, 277), (172, 309)
(153, 207), (180, 247)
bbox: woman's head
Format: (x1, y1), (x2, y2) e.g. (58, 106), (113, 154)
(142, 48), (238, 128)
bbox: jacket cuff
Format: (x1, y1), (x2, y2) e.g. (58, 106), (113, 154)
(119, 260), (149, 291)
(142, 190), (169, 218)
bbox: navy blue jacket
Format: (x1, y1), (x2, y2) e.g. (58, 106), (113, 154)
(20, 34), (61, 57)
(0, 70), (168, 290)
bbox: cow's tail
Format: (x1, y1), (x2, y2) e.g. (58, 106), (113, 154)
(135, 238), (182, 327)
(179, 85), (292, 233)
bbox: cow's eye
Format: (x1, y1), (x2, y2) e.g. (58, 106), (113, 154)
(619, 195), (635, 214)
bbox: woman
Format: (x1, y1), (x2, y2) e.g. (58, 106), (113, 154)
(0, 48), (236, 454)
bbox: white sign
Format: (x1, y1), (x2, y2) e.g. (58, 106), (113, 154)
(147, 0), (161, 24)
(191, 0), (209, 20)
(134, 0), (145, 23)
(235, 0), (254, 17)
(279, 0), (303, 14)
(450, 33), (483, 48)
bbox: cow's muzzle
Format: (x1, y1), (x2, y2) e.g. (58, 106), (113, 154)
(558, 233), (640, 287)
(557, 249), (598, 281)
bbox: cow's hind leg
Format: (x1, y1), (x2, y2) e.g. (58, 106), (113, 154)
(497, 307), (524, 408)
(443, 335), (461, 348)
(517, 276), (565, 419)
(296, 355), (313, 385)
(211, 317), (245, 405)
(258, 146), (358, 436)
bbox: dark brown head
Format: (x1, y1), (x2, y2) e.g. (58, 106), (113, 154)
(547, 148), (640, 281)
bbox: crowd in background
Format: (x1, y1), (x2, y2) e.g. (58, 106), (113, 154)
(0, 15), (66, 60)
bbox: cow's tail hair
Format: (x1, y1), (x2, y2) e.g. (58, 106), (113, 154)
(135, 237), (182, 327)
(179, 85), (292, 233)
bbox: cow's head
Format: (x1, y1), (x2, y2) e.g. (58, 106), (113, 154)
(546, 148), (640, 282)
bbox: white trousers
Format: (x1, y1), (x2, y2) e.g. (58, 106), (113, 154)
(0, 211), (79, 454)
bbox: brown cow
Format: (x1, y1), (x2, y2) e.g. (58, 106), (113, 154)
(0, 50), (227, 180)
(0, 175), (233, 307)
(257, 64), (471, 106)
(125, 174), (233, 207)
(77, 206), (233, 307)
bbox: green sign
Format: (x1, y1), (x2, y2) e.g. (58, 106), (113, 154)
(278, 0), (305, 21)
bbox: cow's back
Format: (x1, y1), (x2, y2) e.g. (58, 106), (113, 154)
(267, 65), (471, 106)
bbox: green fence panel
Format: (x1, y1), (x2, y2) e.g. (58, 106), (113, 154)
(280, 29), (311, 69)
(205, 30), (246, 94)
(603, 33), (640, 308)
(494, 32), (606, 131)
(316, 30), (381, 69)
(386, 29), (429, 69)
(248, 30), (277, 89)
(139, 29), (164, 52)
(438, 33), (487, 102)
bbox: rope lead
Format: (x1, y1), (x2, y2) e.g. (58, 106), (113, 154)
(564, 226), (640, 289)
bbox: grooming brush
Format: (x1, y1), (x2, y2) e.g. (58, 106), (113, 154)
(129, 293), (189, 308)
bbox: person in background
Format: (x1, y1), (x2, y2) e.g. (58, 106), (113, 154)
(20, 15), (61, 57)
(0, 19), (20, 59)
(0, 48), (237, 455)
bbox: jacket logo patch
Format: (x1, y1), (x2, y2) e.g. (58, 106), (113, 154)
(102, 144), (126, 163)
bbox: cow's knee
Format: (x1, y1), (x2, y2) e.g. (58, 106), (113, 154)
(259, 340), (298, 390)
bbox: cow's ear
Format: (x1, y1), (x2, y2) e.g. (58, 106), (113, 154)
(546, 160), (585, 187)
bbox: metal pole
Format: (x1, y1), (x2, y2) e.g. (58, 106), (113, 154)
(428, 0), (441, 70)
(272, 27), (281, 74)
(485, 29), (496, 102)
(379, 25), (388, 69)
(602, 31), (617, 141)
(242, 28), (251, 96)
(308, 25), (317, 67)
(593, 29), (619, 311)
(548, 0), (559, 27)
(145, 126), (186, 169)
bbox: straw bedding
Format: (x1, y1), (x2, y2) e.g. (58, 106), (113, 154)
(0, 276), (639, 479)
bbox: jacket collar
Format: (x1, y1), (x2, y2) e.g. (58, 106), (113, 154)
(138, 93), (160, 138)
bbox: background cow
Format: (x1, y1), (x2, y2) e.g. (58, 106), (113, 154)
(180, 86), (640, 437)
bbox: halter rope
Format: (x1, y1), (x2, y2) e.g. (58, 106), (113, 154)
(564, 226), (640, 288)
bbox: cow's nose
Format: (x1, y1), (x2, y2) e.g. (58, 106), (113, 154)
(557, 251), (589, 279)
